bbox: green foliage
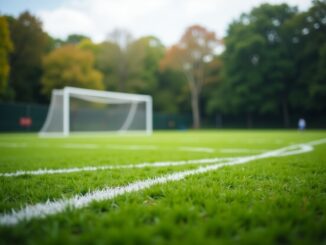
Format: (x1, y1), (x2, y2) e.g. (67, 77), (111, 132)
(7, 11), (48, 102)
(127, 36), (165, 94)
(211, 4), (297, 127)
(155, 69), (189, 114)
(94, 31), (165, 97)
(78, 38), (101, 55)
(41, 45), (104, 96)
(44, 33), (64, 53)
(95, 40), (119, 90)
(45, 33), (90, 53)
(286, 0), (326, 112)
(66, 34), (90, 45)
(0, 16), (13, 99)
(98, 29), (135, 91)
(209, 2), (326, 127)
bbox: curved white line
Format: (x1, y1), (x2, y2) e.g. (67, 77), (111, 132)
(1, 139), (325, 226)
(0, 140), (323, 178)
(219, 148), (268, 153)
(0, 156), (267, 226)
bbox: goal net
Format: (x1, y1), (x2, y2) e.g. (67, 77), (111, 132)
(39, 87), (153, 136)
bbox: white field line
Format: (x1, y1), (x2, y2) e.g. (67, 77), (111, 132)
(0, 142), (212, 153)
(63, 143), (99, 149)
(0, 142), (27, 148)
(219, 148), (268, 153)
(306, 138), (326, 146)
(0, 141), (297, 154)
(0, 140), (322, 178)
(64, 144), (160, 151)
(1, 139), (325, 226)
(0, 141), (271, 154)
(106, 145), (158, 150)
(178, 147), (215, 153)
(0, 157), (234, 177)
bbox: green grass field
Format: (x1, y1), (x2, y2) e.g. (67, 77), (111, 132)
(0, 130), (325, 244)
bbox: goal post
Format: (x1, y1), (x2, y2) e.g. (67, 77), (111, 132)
(39, 87), (153, 136)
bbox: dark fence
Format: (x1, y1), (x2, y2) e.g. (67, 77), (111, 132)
(0, 102), (192, 132)
(0, 102), (48, 132)
(154, 113), (192, 130)
(0, 102), (325, 132)
(203, 113), (326, 129)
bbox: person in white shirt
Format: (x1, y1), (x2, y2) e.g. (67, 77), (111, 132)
(298, 118), (306, 131)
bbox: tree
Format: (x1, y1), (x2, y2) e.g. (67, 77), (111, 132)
(211, 4), (298, 127)
(96, 31), (165, 96)
(44, 33), (64, 53)
(126, 36), (165, 94)
(286, 0), (326, 113)
(41, 45), (104, 97)
(155, 69), (189, 114)
(78, 38), (101, 56)
(104, 29), (133, 91)
(66, 34), (90, 45)
(160, 25), (221, 128)
(95, 40), (120, 90)
(0, 16), (13, 99)
(93, 29), (135, 91)
(8, 11), (48, 102)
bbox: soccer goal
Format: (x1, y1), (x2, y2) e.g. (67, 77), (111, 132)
(39, 87), (153, 136)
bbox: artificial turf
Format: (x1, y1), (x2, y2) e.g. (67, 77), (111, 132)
(0, 130), (325, 244)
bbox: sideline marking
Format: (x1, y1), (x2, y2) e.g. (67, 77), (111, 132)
(0, 157), (234, 177)
(219, 148), (268, 153)
(1, 141), (322, 178)
(0, 142), (212, 152)
(106, 145), (158, 150)
(0, 143), (27, 148)
(63, 143), (99, 149)
(0, 140), (324, 226)
(178, 146), (215, 153)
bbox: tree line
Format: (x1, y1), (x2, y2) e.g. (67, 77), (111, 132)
(0, 1), (325, 128)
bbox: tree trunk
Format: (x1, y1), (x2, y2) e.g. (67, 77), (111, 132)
(191, 89), (201, 129)
(282, 97), (290, 128)
(183, 71), (201, 129)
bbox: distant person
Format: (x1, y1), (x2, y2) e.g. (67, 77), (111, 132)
(298, 118), (306, 131)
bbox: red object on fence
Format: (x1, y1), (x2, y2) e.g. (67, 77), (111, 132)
(19, 117), (32, 127)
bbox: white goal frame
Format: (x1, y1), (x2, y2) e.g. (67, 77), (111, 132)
(39, 87), (153, 136)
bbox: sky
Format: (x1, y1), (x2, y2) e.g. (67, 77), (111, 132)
(0, 0), (312, 46)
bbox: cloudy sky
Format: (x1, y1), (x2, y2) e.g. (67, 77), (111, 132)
(0, 0), (312, 46)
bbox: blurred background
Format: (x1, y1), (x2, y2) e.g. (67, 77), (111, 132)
(0, 0), (325, 131)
